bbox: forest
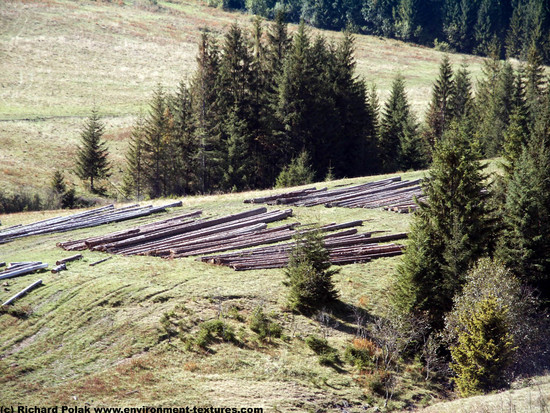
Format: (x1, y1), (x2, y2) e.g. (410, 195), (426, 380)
(208, 0), (550, 64)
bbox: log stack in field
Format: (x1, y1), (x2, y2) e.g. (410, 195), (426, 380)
(0, 201), (184, 244)
(244, 176), (425, 212)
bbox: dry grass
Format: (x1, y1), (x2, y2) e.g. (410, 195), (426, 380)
(0, 0), (489, 193)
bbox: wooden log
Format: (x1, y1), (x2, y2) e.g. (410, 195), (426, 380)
(101, 207), (269, 252)
(0, 263), (49, 281)
(2, 279), (43, 306)
(51, 263), (67, 273)
(0, 262), (5, 268)
(89, 257), (112, 267)
(56, 254), (83, 265)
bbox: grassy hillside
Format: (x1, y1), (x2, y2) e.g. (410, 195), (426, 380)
(0, 172), (427, 411)
(0, 0), (487, 193)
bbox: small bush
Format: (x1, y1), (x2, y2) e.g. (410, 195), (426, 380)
(275, 150), (315, 188)
(194, 319), (236, 349)
(344, 338), (378, 370)
(306, 335), (339, 366)
(249, 306), (282, 342)
(362, 369), (393, 396)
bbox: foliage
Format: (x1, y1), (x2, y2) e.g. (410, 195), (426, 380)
(305, 335), (339, 365)
(249, 306), (282, 342)
(393, 127), (494, 330)
(75, 109), (111, 193)
(284, 229), (339, 314)
(50, 170), (76, 209)
(194, 319), (236, 349)
(275, 150), (315, 188)
(449, 296), (517, 396)
(445, 258), (546, 379)
(497, 138), (550, 302)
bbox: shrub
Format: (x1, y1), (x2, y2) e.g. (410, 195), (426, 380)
(275, 150), (315, 188)
(284, 229), (339, 314)
(194, 319), (236, 349)
(344, 338), (379, 370)
(249, 306), (282, 342)
(450, 296), (516, 396)
(306, 335), (339, 366)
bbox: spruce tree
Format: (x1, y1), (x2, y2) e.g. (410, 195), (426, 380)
(168, 81), (197, 195)
(450, 296), (516, 396)
(393, 127), (494, 329)
(75, 109), (111, 193)
(424, 55), (456, 148)
(284, 229), (339, 314)
(122, 115), (146, 200)
(497, 138), (550, 302)
(449, 64), (474, 121)
(378, 74), (419, 172)
(142, 85), (170, 198)
(191, 32), (222, 193)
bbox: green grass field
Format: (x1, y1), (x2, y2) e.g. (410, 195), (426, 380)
(0, 0), (487, 194)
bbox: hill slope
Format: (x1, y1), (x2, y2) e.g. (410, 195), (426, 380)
(0, 0), (487, 193)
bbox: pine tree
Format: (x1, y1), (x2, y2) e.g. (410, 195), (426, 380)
(122, 115), (147, 200)
(525, 43), (547, 123)
(424, 55), (456, 148)
(167, 80), (197, 195)
(75, 109), (111, 193)
(393, 128), (494, 329)
(450, 296), (516, 396)
(450, 64), (474, 121)
(191, 32), (222, 193)
(378, 74), (419, 172)
(497, 138), (550, 302)
(142, 85), (170, 198)
(284, 228), (339, 314)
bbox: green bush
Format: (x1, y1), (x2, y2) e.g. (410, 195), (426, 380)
(275, 150), (315, 188)
(449, 296), (517, 396)
(249, 306), (282, 342)
(306, 335), (339, 366)
(194, 319), (236, 349)
(284, 229), (339, 314)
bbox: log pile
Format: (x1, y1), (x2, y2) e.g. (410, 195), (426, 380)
(58, 207), (306, 257)
(0, 262), (49, 281)
(199, 231), (408, 271)
(244, 176), (425, 212)
(0, 201), (184, 244)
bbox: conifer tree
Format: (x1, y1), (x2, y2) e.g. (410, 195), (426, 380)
(393, 127), (494, 329)
(168, 81), (197, 195)
(525, 43), (547, 123)
(450, 296), (516, 396)
(284, 228), (339, 314)
(75, 109), (111, 193)
(497, 137), (550, 302)
(122, 115), (146, 200)
(378, 74), (419, 172)
(142, 85), (170, 198)
(191, 32), (222, 193)
(449, 64), (474, 121)
(424, 55), (456, 148)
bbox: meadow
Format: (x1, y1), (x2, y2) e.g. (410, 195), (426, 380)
(0, 0), (486, 193)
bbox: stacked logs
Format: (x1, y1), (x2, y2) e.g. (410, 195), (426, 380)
(199, 231), (408, 271)
(58, 207), (306, 257)
(244, 176), (425, 212)
(0, 201), (183, 244)
(0, 262), (49, 281)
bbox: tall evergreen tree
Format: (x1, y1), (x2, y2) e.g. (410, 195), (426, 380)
(449, 64), (474, 121)
(393, 127), (494, 329)
(75, 109), (111, 193)
(167, 81), (197, 195)
(191, 32), (223, 193)
(122, 114), (146, 200)
(424, 55), (456, 148)
(378, 74), (419, 172)
(497, 137), (550, 302)
(142, 85), (170, 198)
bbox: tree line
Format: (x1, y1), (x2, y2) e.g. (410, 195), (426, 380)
(213, 0), (550, 64)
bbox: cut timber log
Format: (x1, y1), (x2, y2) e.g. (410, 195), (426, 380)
(2, 279), (43, 306)
(0, 263), (49, 281)
(89, 257), (112, 267)
(51, 263), (67, 273)
(56, 254), (83, 265)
